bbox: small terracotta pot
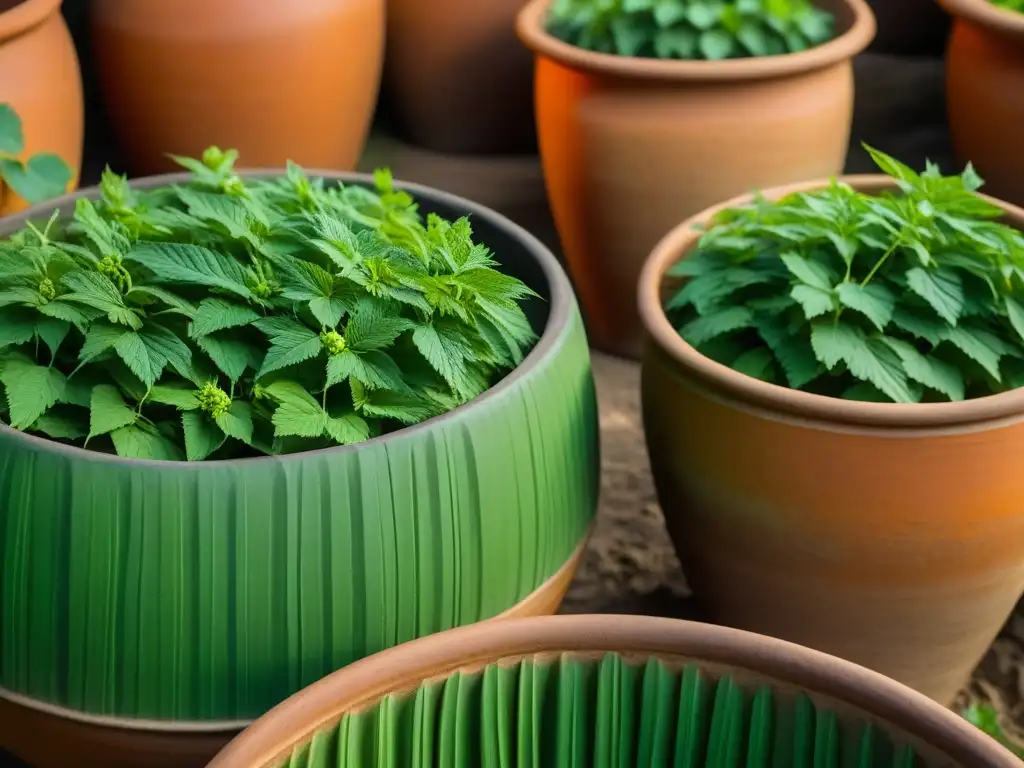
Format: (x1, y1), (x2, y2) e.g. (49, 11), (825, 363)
(385, 0), (536, 155)
(0, 0), (83, 214)
(941, 0), (1024, 207)
(208, 616), (1021, 767)
(637, 175), (1024, 706)
(90, 0), (384, 176)
(516, 0), (876, 360)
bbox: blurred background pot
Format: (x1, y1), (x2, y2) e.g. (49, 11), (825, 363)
(0, 172), (598, 768)
(941, 0), (1024, 206)
(90, 0), (384, 176)
(0, 0), (83, 213)
(384, 0), (536, 155)
(208, 616), (1023, 767)
(516, 0), (876, 360)
(638, 176), (1024, 707)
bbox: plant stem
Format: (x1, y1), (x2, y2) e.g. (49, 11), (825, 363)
(861, 237), (901, 287)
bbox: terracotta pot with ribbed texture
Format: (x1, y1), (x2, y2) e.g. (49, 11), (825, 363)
(208, 616), (1022, 768)
(386, 0), (535, 155)
(91, 0), (383, 176)
(941, 0), (1024, 206)
(0, 0), (83, 213)
(516, 0), (876, 360)
(637, 175), (1024, 707)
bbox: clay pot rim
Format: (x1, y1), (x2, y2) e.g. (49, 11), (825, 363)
(937, 0), (1024, 36)
(637, 174), (1024, 429)
(0, 0), (61, 41)
(0, 170), (574, 467)
(515, 0), (876, 83)
(207, 614), (1022, 768)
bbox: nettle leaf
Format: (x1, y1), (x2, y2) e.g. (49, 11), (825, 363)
(412, 323), (477, 400)
(344, 300), (411, 352)
(189, 298), (260, 338)
(196, 334), (262, 382)
(215, 400), (254, 445)
(32, 411), (87, 440)
(61, 270), (142, 329)
(1004, 296), (1024, 346)
(264, 380), (329, 438)
(254, 316), (323, 379)
(880, 337), (965, 401)
(941, 325), (1005, 381)
(182, 411), (226, 461)
(111, 423), (183, 461)
(810, 322), (914, 403)
(790, 284), (835, 320)
(0, 358), (67, 429)
(906, 267), (964, 326)
(730, 347), (775, 382)
(756, 316), (821, 389)
(149, 384), (200, 410)
(88, 384), (137, 439)
(125, 242), (256, 301)
(835, 281), (896, 331)
(679, 306), (754, 347)
(781, 252), (835, 290)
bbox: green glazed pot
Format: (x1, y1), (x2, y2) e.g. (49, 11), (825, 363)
(208, 615), (1022, 768)
(0, 172), (599, 768)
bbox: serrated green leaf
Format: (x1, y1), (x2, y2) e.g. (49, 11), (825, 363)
(148, 384), (200, 410)
(730, 347), (775, 382)
(110, 424), (183, 460)
(196, 334), (262, 382)
(125, 242), (256, 301)
(412, 323), (478, 400)
(257, 335), (323, 379)
(891, 307), (944, 346)
(906, 267), (964, 326)
(756, 316), (821, 388)
(78, 322), (127, 364)
(265, 380), (328, 438)
(182, 410), (226, 461)
(835, 281), (896, 331)
(189, 298), (260, 338)
(781, 252), (835, 290)
(126, 286), (198, 318)
(61, 270), (142, 329)
(88, 384), (136, 438)
(790, 284), (835, 320)
(215, 400), (254, 445)
(325, 411), (371, 445)
(345, 300), (412, 352)
(680, 306), (754, 347)
(879, 337), (965, 401)
(33, 316), (70, 358)
(0, 310), (35, 350)
(0, 358), (67, 429)
(31, 411), (87, 440)
(941, 325), (1005, 381)
(810, 322), (915, 403)
(1005, 296), (1024, 346)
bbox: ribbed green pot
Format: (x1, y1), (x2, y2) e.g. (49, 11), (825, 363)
(208, 616), (1023, 768)
(0, 173), (599, 727)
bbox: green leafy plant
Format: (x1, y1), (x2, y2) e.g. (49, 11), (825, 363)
(962, 704), (1024, 757)
(0, 146), (537, 461)
(664, 144), (1024, 403)
(0, 103), (72, 206)
(989, 0), (1024, 13)
(546, 0), (835, 60)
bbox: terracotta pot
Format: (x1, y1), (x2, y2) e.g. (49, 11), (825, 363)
(385, 0), (535, 155)
(516, 0), (876, 360)
(90, 0), (384, 176)
(0, 172), (598, 767)
(637, 175), (1024, 706)
(941, 0), (1024, 207)
(208, 616), (1021, 767)
(0, 0), (83, 214)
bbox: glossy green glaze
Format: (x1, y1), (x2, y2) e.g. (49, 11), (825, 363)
(0, 173), (599, 723)
(269, 653), (923, 767)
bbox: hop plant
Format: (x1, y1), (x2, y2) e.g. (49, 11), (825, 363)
(546, 0), (836, 60)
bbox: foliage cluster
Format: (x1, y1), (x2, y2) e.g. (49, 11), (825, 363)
(0, 147), (537, 461)
(546, 0), (835, 60)
(665, 145), (1024, 403)
(0, 103), (73, 207)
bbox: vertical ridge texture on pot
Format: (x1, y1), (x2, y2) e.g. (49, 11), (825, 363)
(942, 0), (1024, 207)
(0, 0), (84, 213)
(384, 0), (536, 155)
(208, 617), (1022, 767)
(90, 0), (384, 175)
(517, 0), (875, 359)
(637, 176), (1024, 707)
(0, 175), (599, 729)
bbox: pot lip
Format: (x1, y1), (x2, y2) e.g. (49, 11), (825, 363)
(938, 0), (1024, 36)
(0, 169), (575, 467)
(207, 615), (1023, 768)
(515, 0), (876, 83)
(637, 173), (1024, 429)
(0, 0), (61, 41)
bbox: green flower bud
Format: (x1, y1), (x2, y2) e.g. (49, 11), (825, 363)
(38, 277), (55, 302)
(320, 330), (346, 356)
(197, 381), (231, 419)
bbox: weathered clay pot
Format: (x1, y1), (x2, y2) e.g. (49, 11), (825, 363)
(208, 616), (1022, 767)
(385, 0), (535, 155)
(90, 0), (384, 175)
(637, 175), (1024, 706)
(516, 0), (876, 360)
(0, 0), (83, 213)
(941, 0), (1024, 207)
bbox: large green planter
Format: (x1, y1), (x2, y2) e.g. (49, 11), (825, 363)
(0, 173), (599, 768)
(208, 616), (1022, 767)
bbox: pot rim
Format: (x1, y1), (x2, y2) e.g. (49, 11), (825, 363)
(0, 170), (575, 467)
(207, 614), (1023, 768)
(938, 0), (1024, 36)
(637, 173), (1024, 429)
(0, 0), (60, 42)
(515, 0), (876, 83)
